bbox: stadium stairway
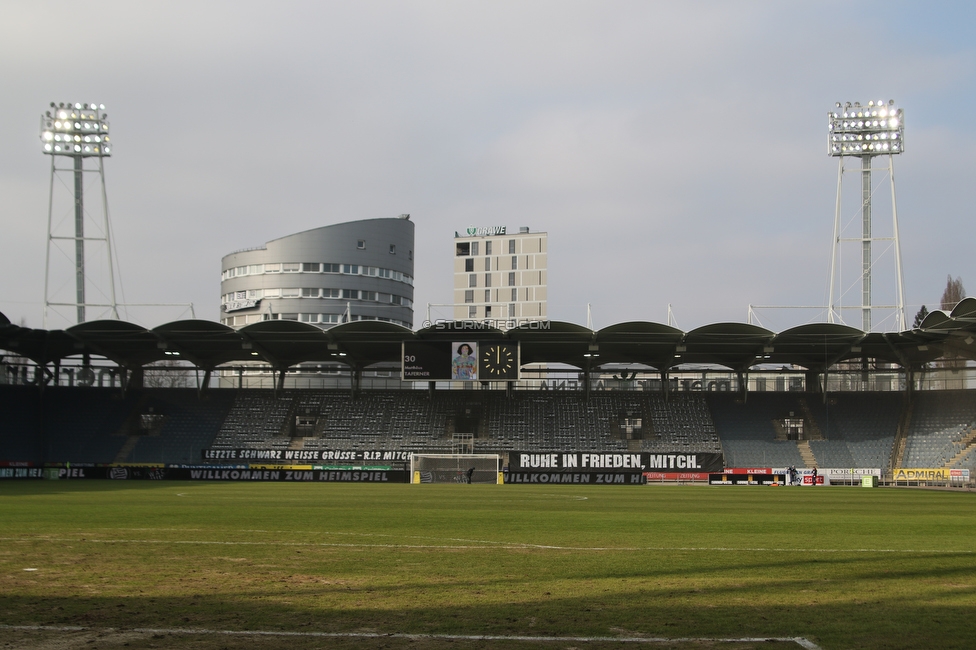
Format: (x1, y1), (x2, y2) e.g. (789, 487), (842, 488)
(796, 440), (816, 467)
(946, 427), (976, 468)
(113, 436), (141, 463)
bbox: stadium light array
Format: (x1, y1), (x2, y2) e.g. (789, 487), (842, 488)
(828, 99), (903, 156)
(40, 102), (111, 157)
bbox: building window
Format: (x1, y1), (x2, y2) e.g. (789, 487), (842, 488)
(485, 241), (492, 255)
(300, 313), (319, 323)
(362, 291), (377, 301)
(389, 244), (396, 255)
(302, 263), (320, 272)
(282, 287), (300, 297)
(468, 305), (477, 318)
(511, 288), (517, 301)
(248, 264), (262, 275)
(485, 273), (491, 287)
(280, 313), (299, 321)
(342, 264), (359, 274)
(323, 263), (340, 273)
(409, 250), (413, 260)
(283, 263), (300, 273)
(508, 272), (515, 286)
(342, 289), (359, 299)
(357, 240), (366, 249)
(512, 256), (518, 270)
(508, 239), (515, 254)
(264, 263), (281, 273)
(485, 306), (492, 318)
(465, 258), (474, 272)
(469, 274), (477, 287)
(322, 289), (340, 298)
(456, 242), (470, 256)
(301, 288), (319, 298)
(471, 241), (479, 256)
(264, 288), (280, 298)
(464, 290), (473, 304)
(509, 304), (516, 317)
(484, 289), (490, 303)
(484, 258), (491, 271)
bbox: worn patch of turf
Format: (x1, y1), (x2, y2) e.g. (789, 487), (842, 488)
(1, 481), (974, 649)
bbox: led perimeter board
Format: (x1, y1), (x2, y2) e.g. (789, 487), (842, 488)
(402, 341), (519, 381)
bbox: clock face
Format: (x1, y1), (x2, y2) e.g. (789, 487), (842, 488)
(480, 344), (518, 379)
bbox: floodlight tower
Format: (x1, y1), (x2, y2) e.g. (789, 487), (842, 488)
(826, 99), (907, 332)
(40, 102), (117, 326)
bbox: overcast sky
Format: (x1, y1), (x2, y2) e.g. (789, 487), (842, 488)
(2, 1), (975, 332)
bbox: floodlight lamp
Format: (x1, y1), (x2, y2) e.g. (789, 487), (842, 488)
(828, 99), (903, 157)
(41, 102), (110, 157)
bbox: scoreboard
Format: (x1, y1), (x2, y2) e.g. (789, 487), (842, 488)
(401, 341), (519, 381)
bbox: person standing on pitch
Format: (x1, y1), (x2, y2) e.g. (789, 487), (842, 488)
(811, 466), (818, 486)
(466, 467), (475, 484)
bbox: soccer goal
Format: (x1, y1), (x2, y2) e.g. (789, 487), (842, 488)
(410, 453), (502, 484)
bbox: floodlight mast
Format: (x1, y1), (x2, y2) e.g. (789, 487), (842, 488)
(40, 102), (117, 326)
(826, 99), (906, 332)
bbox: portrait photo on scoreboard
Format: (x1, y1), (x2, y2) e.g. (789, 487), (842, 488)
(451, 341), (478, 380)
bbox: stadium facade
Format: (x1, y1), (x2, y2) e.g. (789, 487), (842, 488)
(220, 216), (415, 330)
(453, 226), (547, 327)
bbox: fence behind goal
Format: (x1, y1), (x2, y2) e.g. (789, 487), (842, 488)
(410, 454), (502, 484)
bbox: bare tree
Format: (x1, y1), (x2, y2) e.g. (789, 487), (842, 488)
(938, 276), (967, 374)
(143, 359), (192, 388)
(940, 275), (965, 312)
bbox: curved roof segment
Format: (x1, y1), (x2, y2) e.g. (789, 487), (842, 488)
(2, 308), (976, 373)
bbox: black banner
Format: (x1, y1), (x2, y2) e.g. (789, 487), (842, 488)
(505, 471), (646, 485)
(183, 468), (406, 482)
(202, 448), (414, 462)
(9, 465), (408, 482)
(508, 452), (724, 473)
(0, 467), (45, 479)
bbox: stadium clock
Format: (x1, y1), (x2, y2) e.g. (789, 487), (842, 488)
(479, 343), (518, 380)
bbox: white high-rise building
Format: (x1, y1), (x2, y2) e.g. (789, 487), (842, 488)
(453, 226), (547, 327)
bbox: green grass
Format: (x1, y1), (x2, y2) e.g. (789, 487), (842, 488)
(1, 481), (974, 649)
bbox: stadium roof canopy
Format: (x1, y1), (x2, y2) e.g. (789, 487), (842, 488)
(3, 300), (976, 373)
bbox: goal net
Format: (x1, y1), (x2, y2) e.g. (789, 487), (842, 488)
(410, 454), (502, 484)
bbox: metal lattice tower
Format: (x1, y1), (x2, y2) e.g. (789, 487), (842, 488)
(826, 99), (907, 332)
(40, 102), (118, 327)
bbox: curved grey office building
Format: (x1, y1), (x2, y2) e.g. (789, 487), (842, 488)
(220, 216), (414, 330)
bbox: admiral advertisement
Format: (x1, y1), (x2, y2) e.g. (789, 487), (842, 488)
(508, 452), (724, 473)
(893, 468), (970, 483)
(202, 448), (414, 462)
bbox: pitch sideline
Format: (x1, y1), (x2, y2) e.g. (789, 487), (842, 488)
(0, 624), (823, 649)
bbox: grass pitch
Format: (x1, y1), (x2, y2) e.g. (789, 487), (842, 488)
(1, 481), (974, 650)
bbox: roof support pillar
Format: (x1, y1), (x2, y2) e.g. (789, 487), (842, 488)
(351, 366), (361, 399)
(805, 369), (822, 394)
(198, 369), (211, 398)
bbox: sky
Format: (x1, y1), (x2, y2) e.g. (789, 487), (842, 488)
(2, 1), (975, 333)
